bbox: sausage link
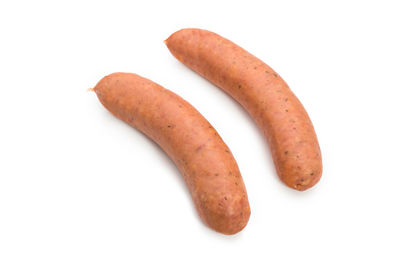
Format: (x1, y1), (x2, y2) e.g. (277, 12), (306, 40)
(165, 29), (322, 191)
(93, 72), (250, 234)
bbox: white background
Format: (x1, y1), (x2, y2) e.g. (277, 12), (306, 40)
(1, 0), (399, 266)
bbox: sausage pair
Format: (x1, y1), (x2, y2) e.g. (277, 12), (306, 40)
(93, 29), (322, 235)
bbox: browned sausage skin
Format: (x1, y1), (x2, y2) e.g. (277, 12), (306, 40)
(93, 73), (250, 234)
(165, 29), (322, 191)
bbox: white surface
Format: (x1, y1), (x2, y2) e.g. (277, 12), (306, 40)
(1, 0), (399, 266)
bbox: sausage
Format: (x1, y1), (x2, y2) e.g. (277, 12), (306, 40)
(93, 72), (250, 234)
(165, 29), (322, 191)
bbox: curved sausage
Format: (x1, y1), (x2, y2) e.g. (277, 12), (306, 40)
(165, 29), (322, 191)
(93, 72), (250, 234)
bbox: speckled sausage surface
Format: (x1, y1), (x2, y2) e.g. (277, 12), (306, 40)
(165, 29), (322, 191)
(93, 72), (250, 234)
